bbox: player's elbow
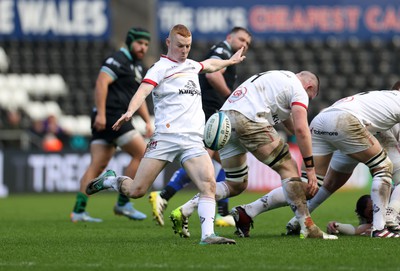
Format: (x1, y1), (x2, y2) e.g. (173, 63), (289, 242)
(294, 126), (309, 139)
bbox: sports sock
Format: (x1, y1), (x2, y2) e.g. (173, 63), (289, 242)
(198, 196), (216, 239)
(159, 185), (177, 201)
(103, 176), (117, 188)
(217, 199), (229, 216)
(215, 182), (230, 201)
(371, 177), (391, 230)
(181, 193), (200, 217)
(181, 181), (229, 218)
(117, 194), (130, 206)
(216, 169), (229, 215)
(281, 178), (311, 232)
(73, 192), (88, 213)
(389, 170), (400, 213)
(389, 185), (400, 213)
(244, 187), (288, 218)
(307, 186), (332, 213)
(161, 168), (191, 201)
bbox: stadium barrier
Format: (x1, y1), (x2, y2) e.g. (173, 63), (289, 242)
(0, 147), (370, 197)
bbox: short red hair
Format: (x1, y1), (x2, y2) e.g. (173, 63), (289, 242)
(169, 24), (191, 38)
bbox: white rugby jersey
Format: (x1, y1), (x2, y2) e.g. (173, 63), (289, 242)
(391, 124), (400, 142)
(324, 90), (400, 134)
(221, 70), (309, 125)
(142, 55), (205, 135)
(376, 124), (399, 153)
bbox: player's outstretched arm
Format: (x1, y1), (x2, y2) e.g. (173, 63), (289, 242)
(201, 47), (245, 73)
(113, 83), (154, 131)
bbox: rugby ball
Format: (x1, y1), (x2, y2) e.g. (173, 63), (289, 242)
(204, 112), (231, 150)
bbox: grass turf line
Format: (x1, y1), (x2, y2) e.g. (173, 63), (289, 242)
(0, 190), (398, 271)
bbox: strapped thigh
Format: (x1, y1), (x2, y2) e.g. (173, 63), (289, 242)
(365, 149), (393, 183)
(224, 163), (248, 183)
(261, 140), (292, 170)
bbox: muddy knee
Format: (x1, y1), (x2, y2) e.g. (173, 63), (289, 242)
(282, 177), (307, 212)
(262, 141), (292, 170)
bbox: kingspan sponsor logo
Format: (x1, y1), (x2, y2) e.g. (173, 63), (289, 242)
(179, 80), (201, 96)
(311, 128), (338, 136)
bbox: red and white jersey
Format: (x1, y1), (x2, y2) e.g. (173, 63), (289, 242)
(324, 90), (400, 134)
(142, 55), (205, 135)
(221, 70), (309, 125)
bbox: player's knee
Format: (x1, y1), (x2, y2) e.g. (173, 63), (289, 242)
(196, 174), (216, 195)
(282, 177), (307, 202)
(206, 178), (216, 194)
(262, 141), (292, 170)
(124, 179), (147, 198)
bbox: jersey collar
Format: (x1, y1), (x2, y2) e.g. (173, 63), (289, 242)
(223, 40), (232, 51)
(120, 47), (133, 61)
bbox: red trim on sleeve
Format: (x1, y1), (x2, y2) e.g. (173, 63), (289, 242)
(199, 62), (204, 73)
(142, 79), (158, 87)
(292, 101), (308, 110)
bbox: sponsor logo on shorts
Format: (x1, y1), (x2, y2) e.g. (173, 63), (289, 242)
(146, 140), (158, 151)
(311, 128), (338, 136)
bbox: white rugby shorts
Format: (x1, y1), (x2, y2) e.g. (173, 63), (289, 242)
(219, 110), (280, 160)
(144, 133), (208, 164)
(311, 110), (373, 156)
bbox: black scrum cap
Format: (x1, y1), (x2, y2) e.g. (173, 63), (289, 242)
(125, 27), (151, 50)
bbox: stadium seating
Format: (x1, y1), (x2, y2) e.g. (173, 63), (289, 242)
(0, 40), (113, 143)
(0, 36), (400, 146)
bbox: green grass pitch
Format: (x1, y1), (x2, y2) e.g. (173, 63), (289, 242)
(1, 189), (399, 271)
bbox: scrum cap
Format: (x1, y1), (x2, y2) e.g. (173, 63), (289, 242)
(125, 27), (151, 50)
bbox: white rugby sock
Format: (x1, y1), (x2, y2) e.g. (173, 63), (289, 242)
(215, 182), (230, 201)
(307, 186), (332, 213)
(371, 178), (391, 230)
(281, 178), (312, 232)
(244, 187), (287, 218)
(285, 187), (331, 228)
(103, 176), (118, 190)
(198, 196), (216, 239)
(389, 184), (400, 214)
(180, 193), (199, 217)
